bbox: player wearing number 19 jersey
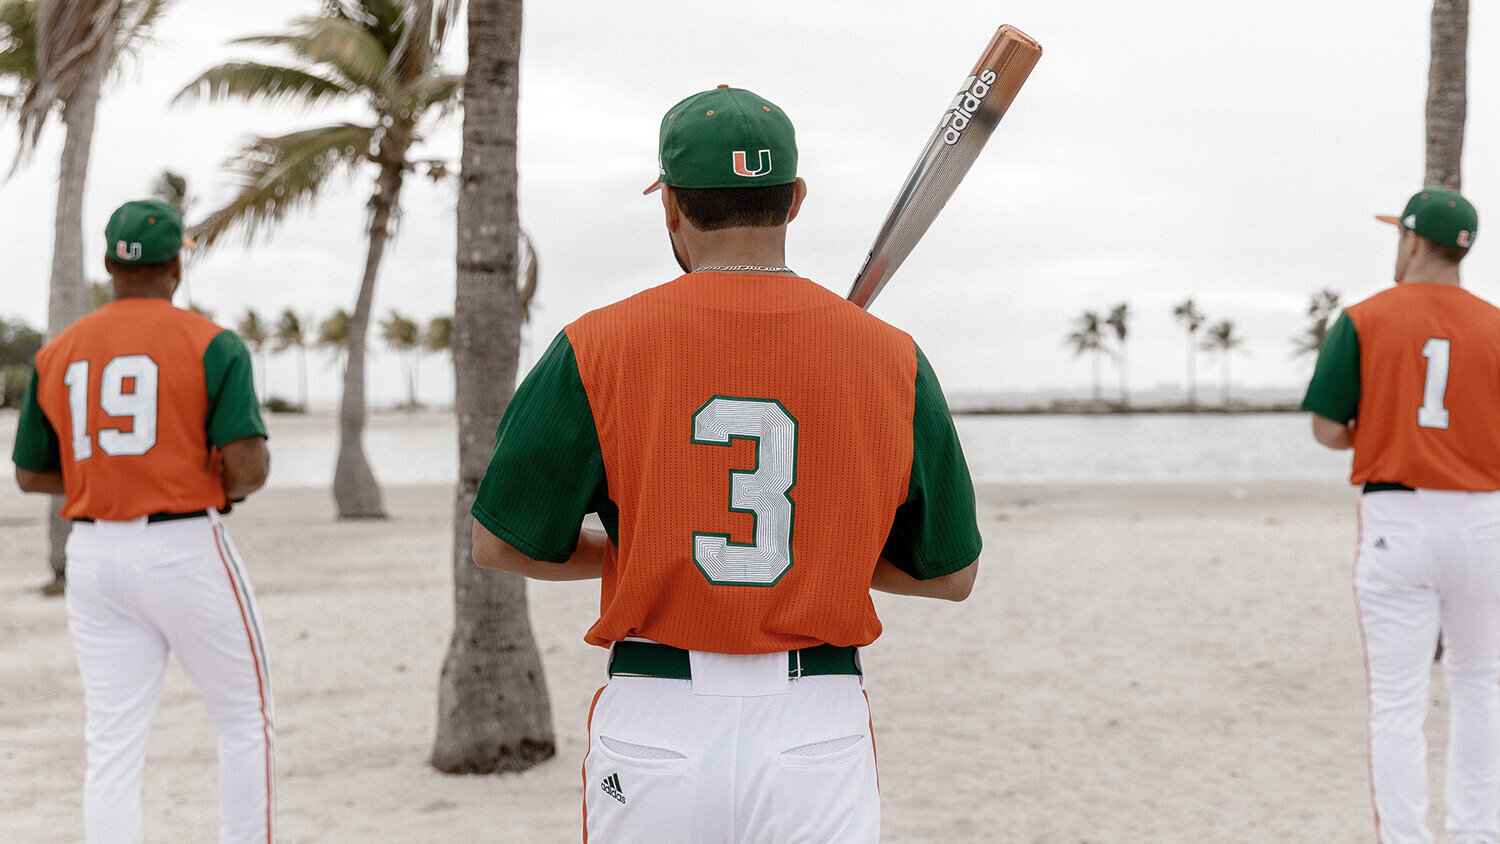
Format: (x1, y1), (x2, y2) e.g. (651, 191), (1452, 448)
(470, 86), (982, 843)
(12, 199), (273, 843)
(1304, 188), (1499, 844)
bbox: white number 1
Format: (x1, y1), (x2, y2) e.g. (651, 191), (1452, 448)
(62, 355), (161, 460)
(1418, 338), (1451, 430)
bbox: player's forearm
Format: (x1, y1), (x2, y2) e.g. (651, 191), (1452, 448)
(14, 467), (65, 495)
(220, 436), (271, 499)
(471, 520), (605, 580)
(871, 556), (978, 601)
(1310, 414), (1354, 450)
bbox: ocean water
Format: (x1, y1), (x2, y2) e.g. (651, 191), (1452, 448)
(954, 412), (1351, 485)
(0, 408), (1353, 490)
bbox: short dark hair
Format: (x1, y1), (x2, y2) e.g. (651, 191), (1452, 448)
(1426, 238), (1471, 264)
(105, 256), (177, 279)
(674, 183), (796, 231)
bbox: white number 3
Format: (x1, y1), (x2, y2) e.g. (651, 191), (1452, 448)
(62, 355), (160, 460)
(1418, 338), (1451, 430)
(691, 397), (797, 586)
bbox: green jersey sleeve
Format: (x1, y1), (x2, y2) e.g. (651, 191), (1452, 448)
(204, 330), (268, 446)
(881, 343), (983, 580)
(11, 369), (61, 472)
(1302, 311), (1361, 423)
(471, 331), (610, 562)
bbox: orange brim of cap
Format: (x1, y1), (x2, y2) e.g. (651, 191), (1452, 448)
(1374, 214), (1402, 227)
(642, 179), (663, 195)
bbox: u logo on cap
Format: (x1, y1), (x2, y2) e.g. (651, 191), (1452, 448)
(732, 149), (772, 178)
(116, 241), (142, 260)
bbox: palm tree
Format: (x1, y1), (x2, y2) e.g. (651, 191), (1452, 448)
(1291, 289), (1340, 359)
(432, 0), (554, 775)
(424, 314), (451, 356)
(1202, 320), (1246, 407)
(319, 307), (351, 375)
(379, 309), (421, 409)
(1104, 302), (1131, 406)
(1171, 298), (1206, 408)
(175, 0), (464, 519)
(1425, 0), (1466, 188)
(10, 0), (168, 335)
(149, 168), (191, 211)
(273, 308), (309, 412)
(236, 308), (270, 402)
(7, 0), (168, 593)
(1065, 310), (1108, 404)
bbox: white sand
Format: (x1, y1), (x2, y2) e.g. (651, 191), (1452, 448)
(0, 478), (1457, 841)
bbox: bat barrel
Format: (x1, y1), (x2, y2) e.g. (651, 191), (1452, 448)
(847, 26), (1042, 310)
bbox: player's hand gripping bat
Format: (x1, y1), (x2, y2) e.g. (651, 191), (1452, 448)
(846, 25), (1042, 310)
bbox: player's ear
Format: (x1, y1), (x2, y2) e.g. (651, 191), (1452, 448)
(785, 177), (808, 224)
(661, 185), (682, 232)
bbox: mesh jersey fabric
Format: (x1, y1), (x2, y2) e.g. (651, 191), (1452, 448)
(1303, 283), (1500, 490)
(13, 298), (266, 519)
(473, 271), (980, 653)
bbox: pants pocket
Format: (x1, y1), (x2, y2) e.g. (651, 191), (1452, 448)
(773, 734), (879, 844)
(585, 734), (695, 844)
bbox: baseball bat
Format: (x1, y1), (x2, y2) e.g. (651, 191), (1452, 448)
(846, 25), (1042, 310)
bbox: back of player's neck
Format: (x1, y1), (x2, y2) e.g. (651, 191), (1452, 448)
(1397, 274), (1461, 288)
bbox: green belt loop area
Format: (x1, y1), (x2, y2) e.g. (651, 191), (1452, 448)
(1362, 482), (1415, 494)
(608, 640), (859, 680)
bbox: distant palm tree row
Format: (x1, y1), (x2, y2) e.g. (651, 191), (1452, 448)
(232, 306), (452, 412)
(1067, 292), (1337, 408)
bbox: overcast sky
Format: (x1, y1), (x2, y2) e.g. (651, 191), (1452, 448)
(1, 0), (1495, 410)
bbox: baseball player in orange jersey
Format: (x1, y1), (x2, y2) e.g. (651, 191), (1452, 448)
(1304, 188), (1498, 844)
(471, 85), (982, 842)
(12, 199), (274, 843)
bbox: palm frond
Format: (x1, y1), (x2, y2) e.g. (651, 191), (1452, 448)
(109, 0), (167, 68)
(16, 0), (121, 152)
(231, 16), (391, 97)
(174, 61), (354, 110)
(0, 0), (39, 88)
(403, 69), (459, 118)
(190, 122), (375, 252)
(384, 0), (429, 89)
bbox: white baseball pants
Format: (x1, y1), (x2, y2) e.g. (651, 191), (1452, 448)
(582, 649), (879, 843)
(65, 511), (274, 843)
(1355, 489), (1500, 844)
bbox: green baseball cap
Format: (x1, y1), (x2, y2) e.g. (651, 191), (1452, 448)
(643, 85), (797, 195)
(1376, 188), (1478, 249)
(104, 199), (192, 264)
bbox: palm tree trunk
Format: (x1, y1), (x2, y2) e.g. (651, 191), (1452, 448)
(1222, 355), (1232, 407)
(1090, 350), (1101, 403)
(297, 345), (308, 411)
(1117, 345), (1129, 407)
(432, 0), (555, 775)
(45, 40), (109, 582)
(1424, 0), (1467, 189)
(1186, 334), (1197, 408)
(332, 164), (402, 519)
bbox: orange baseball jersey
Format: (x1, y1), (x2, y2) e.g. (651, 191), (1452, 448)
(1303, 282), (1500, 490)
(12, 298), (267, 520)
(472, 272), (982, 653)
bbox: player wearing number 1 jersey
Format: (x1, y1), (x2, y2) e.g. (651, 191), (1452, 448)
(471, 86), (981, 842)
(12, 200), (273, 843)
(1304, 188), (1498, 844)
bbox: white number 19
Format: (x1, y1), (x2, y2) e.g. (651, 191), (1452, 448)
(62, 355), (160, 460)
(1418, 337), (1451, 430)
